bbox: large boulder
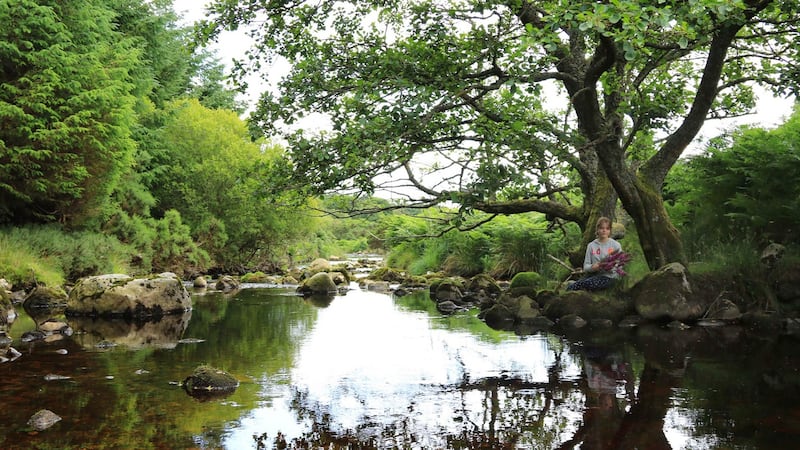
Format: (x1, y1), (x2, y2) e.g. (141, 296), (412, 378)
(66, 273), (191, 318)
(297, 272), (337, 295)
(542, 290), (633, 323)
(466, 274), (502, 297)
(630, 263), (703, 322)
(308, 258), (332, 274)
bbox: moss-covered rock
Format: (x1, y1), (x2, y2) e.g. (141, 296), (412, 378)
(215, 275), (240, 292)
(66, 273), (191, 318)
(308, 258), (332, 274)
(509, 272), (545, 290)
(183, 365), (239, 398)
(467, 274), (502, 296)
(631, 263), (702, 321)
(542, 290), (633, 323)
(240, 271), (269, 283)
(297, 272), (337, 295)
(368, 267), (405, 282)
(0, 289), (15, 325)
(22, 285), (68, 309)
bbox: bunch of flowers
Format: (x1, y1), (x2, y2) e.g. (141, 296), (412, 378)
(598, 251), (632, 277)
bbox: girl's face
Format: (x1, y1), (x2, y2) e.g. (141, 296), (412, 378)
(597, 224), (611, 239)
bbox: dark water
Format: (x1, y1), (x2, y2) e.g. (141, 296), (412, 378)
(1, 284), (799, 449)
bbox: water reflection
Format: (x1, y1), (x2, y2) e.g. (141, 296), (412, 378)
(0, 285), (798, 449)
(69, 310), (192, 350)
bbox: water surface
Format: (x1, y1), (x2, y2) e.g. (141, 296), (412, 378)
(1, 284), (798, 449)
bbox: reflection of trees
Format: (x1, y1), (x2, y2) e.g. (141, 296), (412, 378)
(266, 340), (616, 448)
(253, 315), (798, 449)
(609, 362), (675, 450)
(263, 325), (709, 449)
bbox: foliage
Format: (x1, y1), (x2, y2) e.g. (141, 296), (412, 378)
(684, 240), (765, 277)
(0, 225), (136, 287)
(665, 106), (800, 253)
(0, 0), (139, 226)
(484, 214), (578, 280)
(0, 0), (314, 278)
(382, 209), (574, 279)
(148, 209), (210, 274)
(148, 99), (315, 271)
(198, 0), (800, 270)
(0, 230), (64, 288)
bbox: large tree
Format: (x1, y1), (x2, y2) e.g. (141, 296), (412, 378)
(198, 0), (799, 270)
(0, 0), (139, 225)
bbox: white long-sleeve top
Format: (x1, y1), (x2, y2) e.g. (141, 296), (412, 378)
(582, 238), (623, 278)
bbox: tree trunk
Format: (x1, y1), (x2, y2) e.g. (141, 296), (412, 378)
(627, 177), (684, 270)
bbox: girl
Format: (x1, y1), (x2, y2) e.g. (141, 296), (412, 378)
(567, 217), (622, 291)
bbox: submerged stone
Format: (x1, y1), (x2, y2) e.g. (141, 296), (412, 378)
(183, 365), (239, 399)
(27, 409), (61, 431)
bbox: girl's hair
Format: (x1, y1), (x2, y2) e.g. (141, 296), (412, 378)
(595, 216), (612, 231)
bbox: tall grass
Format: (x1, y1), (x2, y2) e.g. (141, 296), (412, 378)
(684, 238), (765, 277)
(0, 225), (135, 288)
(0, 232), (64, 288)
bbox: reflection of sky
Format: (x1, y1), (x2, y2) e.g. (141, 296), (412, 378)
(222, 288), (582, 447)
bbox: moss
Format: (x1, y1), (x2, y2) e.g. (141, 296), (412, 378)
(241, 271), (268, 283)
(183, 365), (239, 394)
(509, 272), (544, 290)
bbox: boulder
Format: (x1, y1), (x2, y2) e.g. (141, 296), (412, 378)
(183, 365), (239, 399)
(308, 258), (332, 274)
(66, 273), (191, 318)
(193, 276), (208, 288)
(480, 303), (516, 329)
(509, 272), (545, 290)
(760, 243), (785, 269)
(466, 274), (502, 297)
(22, 285), (68, 309)
(434, 281), (464, 304)
(215, 275), (240, 292)
(297, 272), (337, 295)
(542, 290), (633, 323)
(0, 289), (15, 325)
(631, 263), (703, 322)
(704, 298), (742, 322)
(27, 409), (62, 431)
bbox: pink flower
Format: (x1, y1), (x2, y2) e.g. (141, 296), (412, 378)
(597, 251), (631, 277)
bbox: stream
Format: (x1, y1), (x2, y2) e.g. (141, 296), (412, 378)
(1, 283), (798, 449)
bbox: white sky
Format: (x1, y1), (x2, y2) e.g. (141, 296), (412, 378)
(172, 0), (796, 147)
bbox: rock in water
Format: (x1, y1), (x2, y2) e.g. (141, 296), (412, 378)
(183, 365), (239, 399)
(28, 409), (62, 431)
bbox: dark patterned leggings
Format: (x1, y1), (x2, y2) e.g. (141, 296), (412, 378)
(567, 275), (615, 291)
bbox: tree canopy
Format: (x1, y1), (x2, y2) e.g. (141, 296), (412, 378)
(198, 0), (799, 270)
(0, 0), (139, 225)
